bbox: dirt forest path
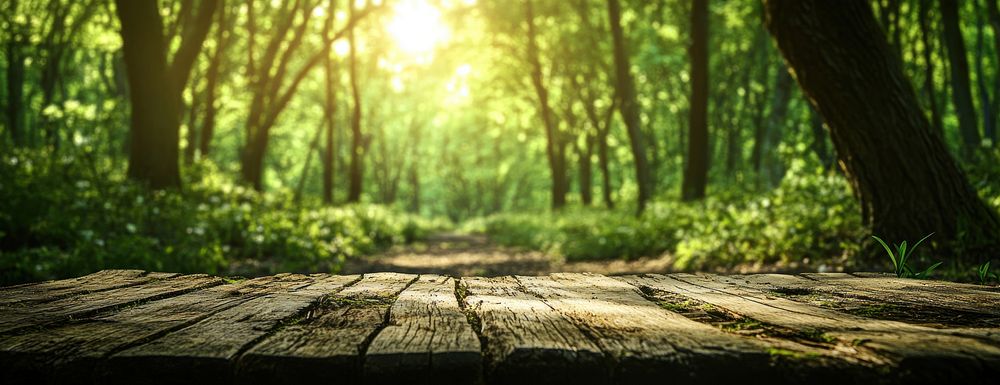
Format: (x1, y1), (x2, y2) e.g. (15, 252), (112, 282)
(341, 233), (676, 276)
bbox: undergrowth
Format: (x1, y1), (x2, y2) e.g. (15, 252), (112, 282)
(464, 169), (863, 270)
(0, 149), (449, 284)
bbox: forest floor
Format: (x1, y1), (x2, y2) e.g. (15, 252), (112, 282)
(341, 233), (815, 276)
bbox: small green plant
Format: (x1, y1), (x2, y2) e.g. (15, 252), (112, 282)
(977, 261), (997, 285)
(871, 233), (942, 279)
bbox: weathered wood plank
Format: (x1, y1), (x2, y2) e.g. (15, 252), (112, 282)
(0, 270), (179, 306)
(517, 273), (796, 384)
(802, 272), (1000, 303)
(235, 272), (416, 385)
(0, 274), (221, 334)
(732, 273), (1000, 324)
(624, 274), (1000, 383)
(364, 274), (481, 385)
(0, 274), (316, 385)
(460, 276), (606, 385)
(100, 274), (358, 385)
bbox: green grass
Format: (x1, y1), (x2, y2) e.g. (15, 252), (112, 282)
(871, 233), (942, 279)
(978, 261), (997, 285)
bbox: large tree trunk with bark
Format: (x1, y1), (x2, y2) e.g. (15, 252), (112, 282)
(526, 0), (567, 210)
(115, 0), (182, 189)
(682, 0), (709, 201)
(764, 0), (1000, 260)
(607, 0), (652, 213)
(940, 0), (982, 159)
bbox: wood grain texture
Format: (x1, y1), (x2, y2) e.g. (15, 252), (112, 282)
(802, 272), (1000, 312)
(236, 272), (417, 385)
(0, 270), (179, 306)
(517, 273), (781, 383)
(0, 274), (314, 385)
(734, 273), (1000, 319)
(364, 274), (481, 385)
(460, 276), (606, 385)
(623, 273), (1000, 383)
(0, 274), (221, 334)
(0, 270), (997, 385)
(101, 274), (358, 385)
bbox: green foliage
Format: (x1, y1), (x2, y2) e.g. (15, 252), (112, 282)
(977, 261), (997, 285)
(0, 149), (445, 285)
(871, 233), (942, 279)
(464, 209), (671, 261)
(467, 170), (862, 268)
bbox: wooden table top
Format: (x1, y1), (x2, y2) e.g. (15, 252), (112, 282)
(1, 270), (998, 384)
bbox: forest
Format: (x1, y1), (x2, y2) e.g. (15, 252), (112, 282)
(2, 0), (1000, 285)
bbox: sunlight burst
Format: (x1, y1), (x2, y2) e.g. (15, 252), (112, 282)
(387, 0), (449, 56)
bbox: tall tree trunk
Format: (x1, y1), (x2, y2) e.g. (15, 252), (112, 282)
(581, 87), (616, 210)
(408, 164), (420, 213)
(976, 0), (995, 149)
(240, 0), (362, 190)
(200, 0), (227, 158)
(526, 0), (567, 210)
(597, 125), (615, 209)
(919, 0), (945, 137)
(4, 40), (25, 146)
(941, 0), (982, 159)
(607, 0), (652, 213)
(578, 139), (593, 206)
(294, 119), (325, 202)
(763, 66), (793, 187)
(749, 48), (772, 179)
(986, 0), (1000, 145)
(184, 72), (201, 165)
(115, 0), (182, 189)
(323, 56), (337, 204)
(346, 2), (364, 203)
(726, 59), (752, 178)
(765, 0), (1000, 260)
(682, 0), (709, 201)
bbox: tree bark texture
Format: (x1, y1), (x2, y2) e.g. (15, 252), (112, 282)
(764, 0), (1000, 260)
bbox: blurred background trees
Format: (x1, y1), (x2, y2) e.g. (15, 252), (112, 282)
(2, 0), (999, 283)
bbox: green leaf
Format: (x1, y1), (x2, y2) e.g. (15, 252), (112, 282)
(914, 262), (943, 279)
(909, 232), (934, 257)
(871, 235), (899, 275)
